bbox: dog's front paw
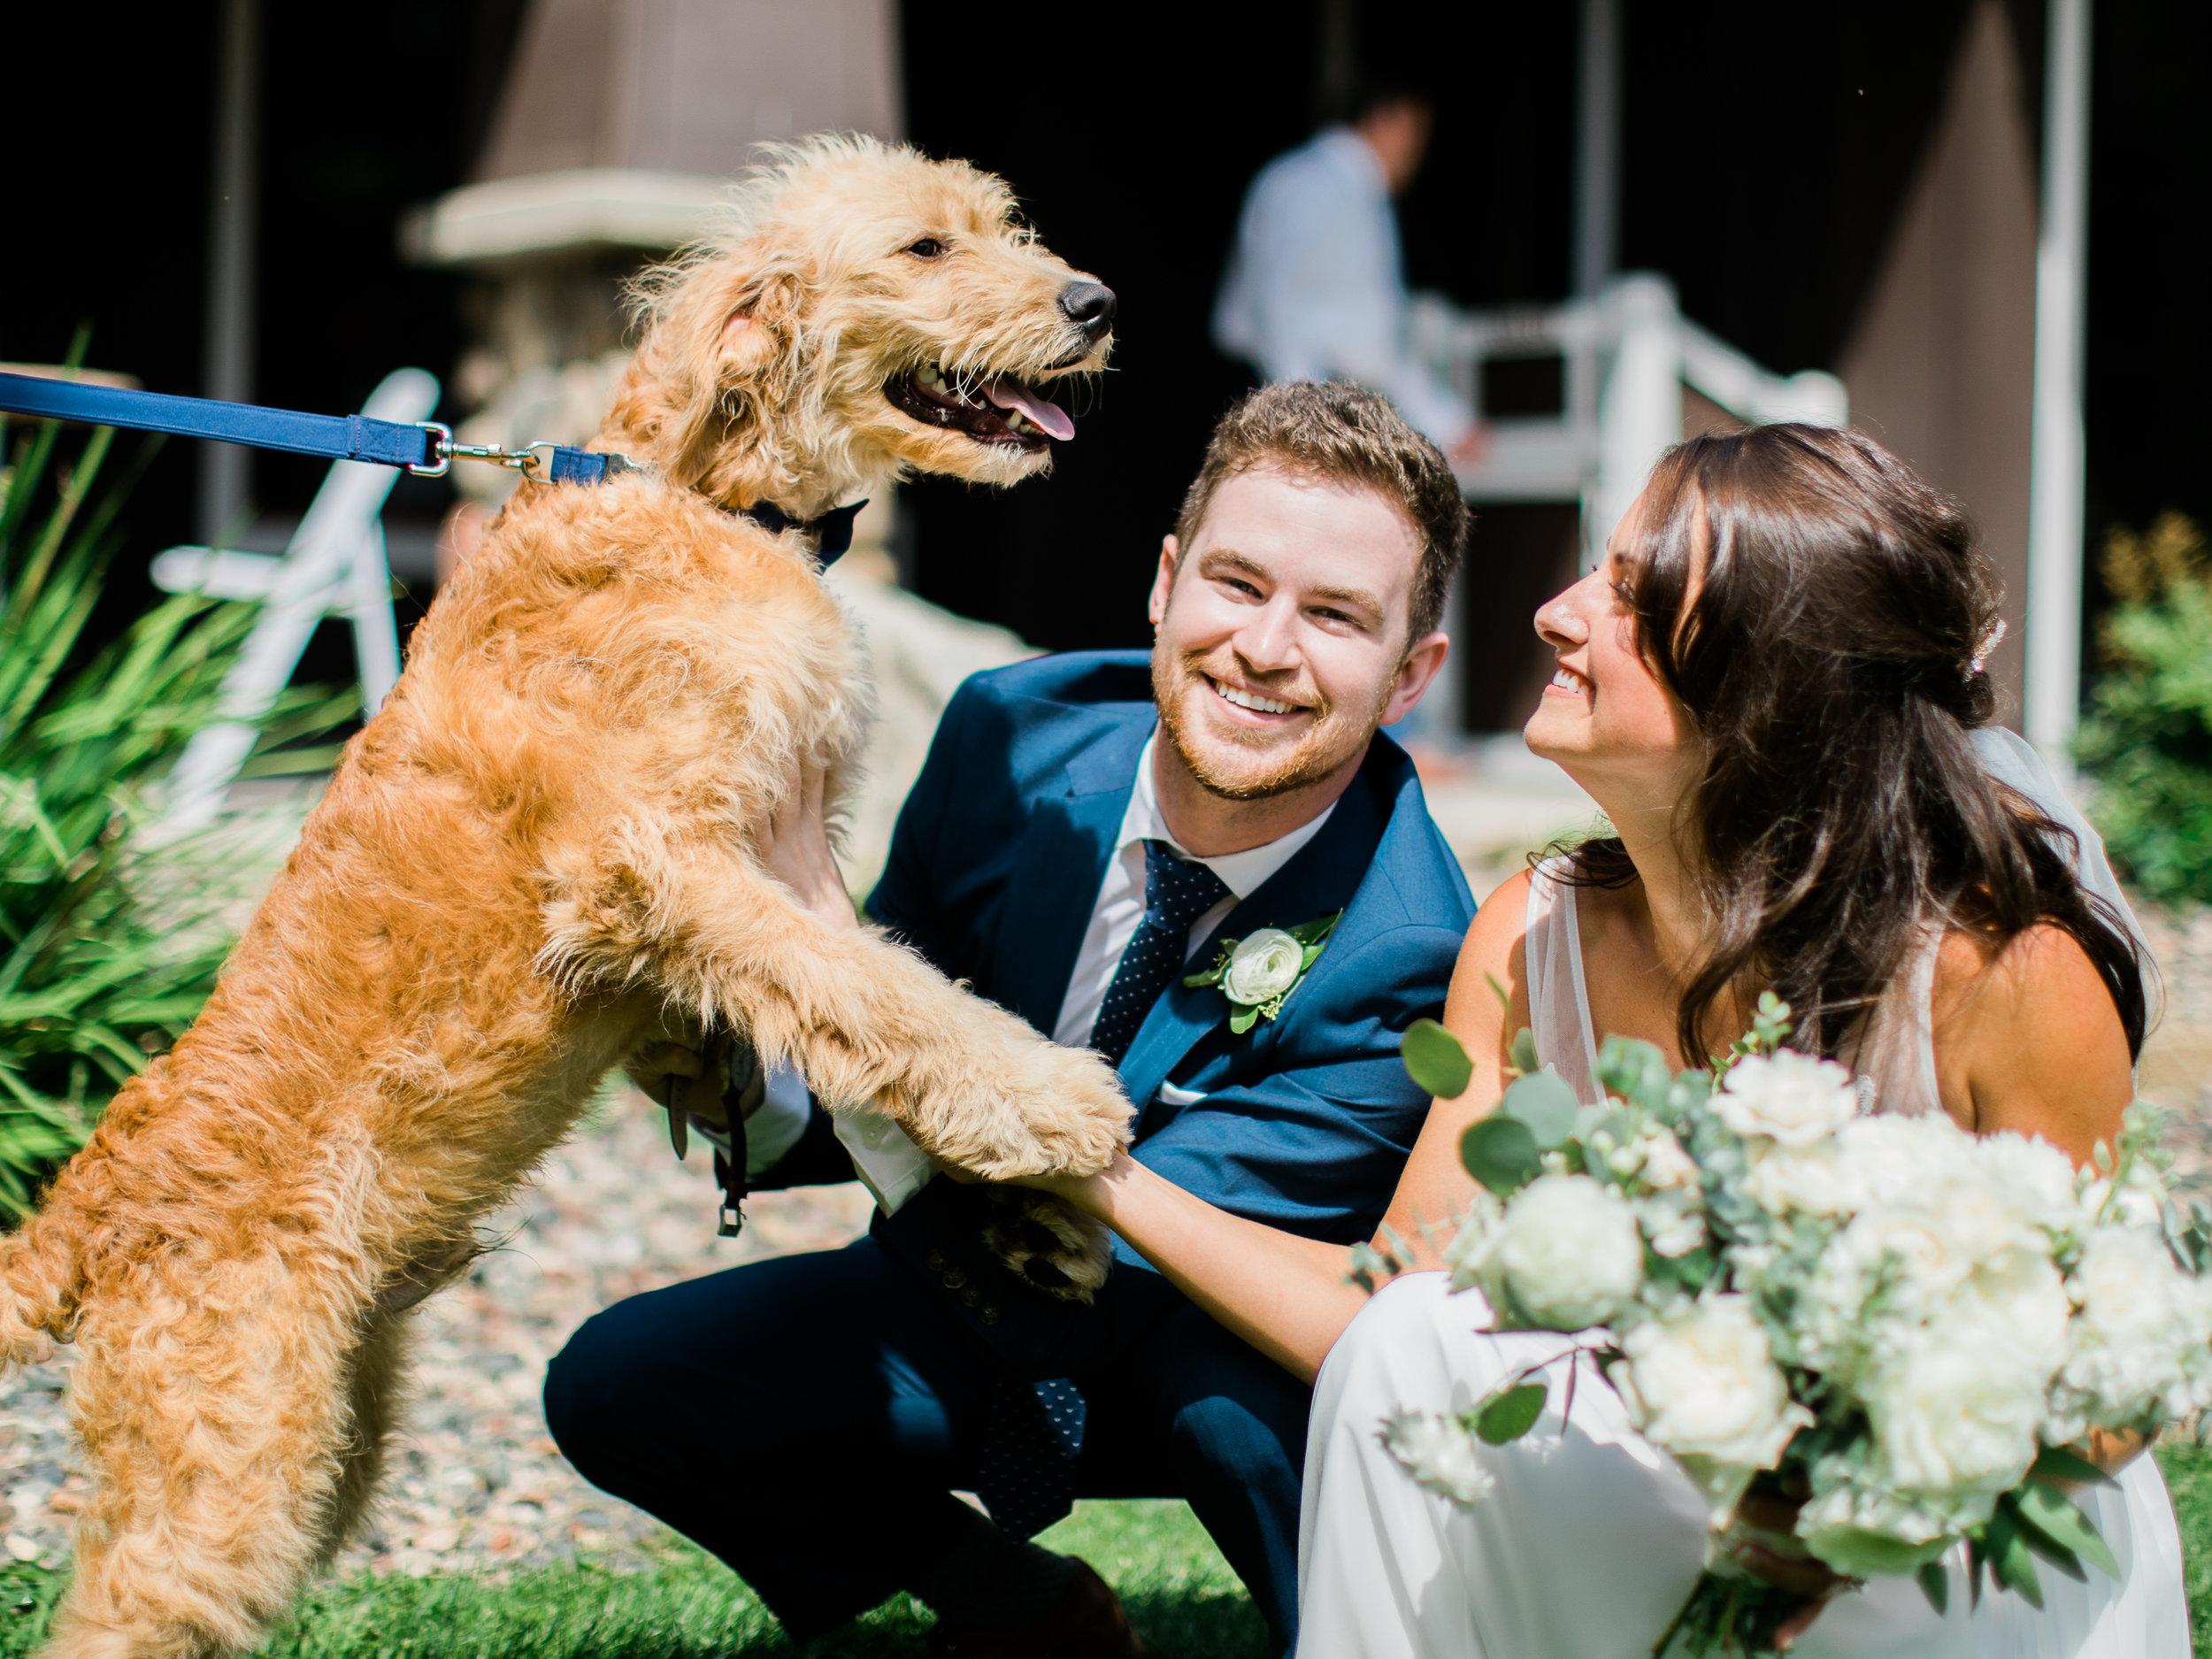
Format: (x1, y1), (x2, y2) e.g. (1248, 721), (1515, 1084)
(980, 1190), (1113, 1303)
(977, 1042), (1132, 1180)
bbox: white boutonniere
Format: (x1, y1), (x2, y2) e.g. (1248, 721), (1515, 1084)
(1182, 910), (1343, 1034)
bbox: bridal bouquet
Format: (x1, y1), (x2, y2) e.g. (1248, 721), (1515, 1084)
(1379, 998), (2212, 1655)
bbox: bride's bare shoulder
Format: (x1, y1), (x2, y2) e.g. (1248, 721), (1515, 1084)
(1932, 921), (2133, 1156)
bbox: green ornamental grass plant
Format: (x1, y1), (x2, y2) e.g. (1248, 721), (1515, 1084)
(2077, 512), (2212, 906)
(0, 380), (349, 1214)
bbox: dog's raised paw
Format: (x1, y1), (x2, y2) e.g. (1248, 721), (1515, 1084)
(979, 1191), (1112, 1303)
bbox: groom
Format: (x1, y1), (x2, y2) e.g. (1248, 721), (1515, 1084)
(544, 381), (1476, 1657)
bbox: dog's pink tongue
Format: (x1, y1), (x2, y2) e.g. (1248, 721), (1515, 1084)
(985, 378), (1076, 441)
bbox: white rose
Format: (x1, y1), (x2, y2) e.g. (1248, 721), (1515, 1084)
(1633, 1188), (1708, 1259)
(1716, 1052), (1858, 1147)
(1864, 1323), (2046, 1516)
(1381, 1410), (1494, 1507)
(1632, 1128), (1701, 1192)
(1614, 1294), (1811, 1523)
(1745, 1144), (1862, 1218)
(1223, 928), (1303, 1005)
(1497, 1174), (1645, 1330)
(2060, 1225), (2201, 1425)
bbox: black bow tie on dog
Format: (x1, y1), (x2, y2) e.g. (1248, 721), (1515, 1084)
(738, 498), (867, 564)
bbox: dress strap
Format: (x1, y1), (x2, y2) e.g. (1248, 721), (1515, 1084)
(1523, 857), (1604, 1105)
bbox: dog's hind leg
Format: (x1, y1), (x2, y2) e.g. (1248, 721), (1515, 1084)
(312, 1316), (414, 1570)
(40, 1277), (359, 1659)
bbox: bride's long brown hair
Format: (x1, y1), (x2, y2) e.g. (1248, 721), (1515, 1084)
(1567, 423), (2147, 1064)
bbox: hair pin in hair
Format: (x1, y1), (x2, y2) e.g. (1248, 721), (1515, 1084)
(1967, 618), (2008, 678)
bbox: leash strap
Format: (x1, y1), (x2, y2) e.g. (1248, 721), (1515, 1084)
(0, 370), (443, 471)
(0, 370), (858, 562)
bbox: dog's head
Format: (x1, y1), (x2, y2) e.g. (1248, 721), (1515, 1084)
(603, 135), (1113, 520)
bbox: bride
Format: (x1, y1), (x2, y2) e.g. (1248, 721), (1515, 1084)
(1017, 423), (2186, 1655)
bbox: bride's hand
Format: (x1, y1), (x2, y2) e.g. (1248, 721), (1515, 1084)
(1727, 1488), (1849, 1650)
(761, 756), (858, 932)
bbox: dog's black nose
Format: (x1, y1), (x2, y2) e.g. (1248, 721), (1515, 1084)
(1059, 281), (1117, 340)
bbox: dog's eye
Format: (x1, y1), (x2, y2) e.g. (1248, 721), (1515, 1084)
(904, 237), (947, 260)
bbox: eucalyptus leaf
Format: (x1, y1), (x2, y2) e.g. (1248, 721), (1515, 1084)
(1473, 1381), (1547, 1444)
(1230, 1005), (1260, 1035)
(1402, 1018), (1473, 1100)
(1502, 1069), (1578, 1148)
(2027, 1445), (2114, 1487)
(1916, 1560), (1949, 1617)
(1461, 1115), (1541, 1196)
(1509, 1026), (1539, 1078)
(2016, 1482), (2119, 1579)
(1984, 1506), (2045, 1609)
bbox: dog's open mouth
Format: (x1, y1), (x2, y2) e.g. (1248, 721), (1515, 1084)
(885, 363), (1077, 449)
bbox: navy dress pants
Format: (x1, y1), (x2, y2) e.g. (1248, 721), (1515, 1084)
(543, 1236), (1310, 1655)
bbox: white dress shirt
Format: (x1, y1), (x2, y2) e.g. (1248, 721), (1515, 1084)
(749, 729), (1337, 1214)
(1212, 127), (1473, 449)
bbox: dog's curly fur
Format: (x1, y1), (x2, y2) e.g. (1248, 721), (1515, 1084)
(0, 136), (1130, 1659)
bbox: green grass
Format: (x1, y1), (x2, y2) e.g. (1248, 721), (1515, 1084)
(2158, 1440), (2212, 1655)
(0, 1501), (1268, 1659)
(12, 1454), (2201, 1658)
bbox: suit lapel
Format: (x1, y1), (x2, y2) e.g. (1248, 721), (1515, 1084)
(988, 718), (1148, 1032)
(1119, 769), (1386, 1118)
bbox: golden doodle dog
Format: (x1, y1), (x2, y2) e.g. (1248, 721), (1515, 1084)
(0, 135), (1132, 1659)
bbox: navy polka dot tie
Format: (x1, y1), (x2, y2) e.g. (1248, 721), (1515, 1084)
(1087, 839), (1232, 1067)
(972, 844), (1227, 1538)
(975, 1376), (1088, 1539)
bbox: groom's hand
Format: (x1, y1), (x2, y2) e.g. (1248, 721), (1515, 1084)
(626, 1017), (769, 1156)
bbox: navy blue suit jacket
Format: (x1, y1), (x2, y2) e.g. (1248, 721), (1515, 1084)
(760, 650), (1475, 1370)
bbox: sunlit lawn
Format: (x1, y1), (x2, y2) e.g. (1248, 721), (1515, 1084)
(0, 1500), (1268, 1659)
(7, 1455), (2212, 1658)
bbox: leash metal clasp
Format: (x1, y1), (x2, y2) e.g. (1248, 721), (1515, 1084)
(409, 425), (563, 482)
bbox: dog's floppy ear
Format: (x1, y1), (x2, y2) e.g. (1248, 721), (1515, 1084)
(615, 240), (810, 492)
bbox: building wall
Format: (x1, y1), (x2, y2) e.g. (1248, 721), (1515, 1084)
(1837, 0), (2038, 717)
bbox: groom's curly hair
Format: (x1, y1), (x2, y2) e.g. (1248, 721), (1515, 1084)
(1173, 380), (1469, 647)
(1569, 422), (2148, 1068)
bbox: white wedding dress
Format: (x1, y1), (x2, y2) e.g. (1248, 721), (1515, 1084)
(1295, 848), (2191, 1659)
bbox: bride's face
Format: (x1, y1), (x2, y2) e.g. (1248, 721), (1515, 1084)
(1524, 494), (1703, 802)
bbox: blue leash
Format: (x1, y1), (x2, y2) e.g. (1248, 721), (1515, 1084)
(0, 371), (862, 559)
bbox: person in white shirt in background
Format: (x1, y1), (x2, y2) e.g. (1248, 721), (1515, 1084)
(1214, 85), (1485, 467)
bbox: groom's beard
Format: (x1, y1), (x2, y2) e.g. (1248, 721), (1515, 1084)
(1152, 647), (1383, 803)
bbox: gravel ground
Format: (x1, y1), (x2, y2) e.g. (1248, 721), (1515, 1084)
(0, 1096), (874, 1578)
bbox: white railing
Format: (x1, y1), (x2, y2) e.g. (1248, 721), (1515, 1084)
(1409, 273), (1848, 566)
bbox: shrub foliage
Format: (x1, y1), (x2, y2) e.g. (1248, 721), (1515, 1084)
(2078, 512), (2212, 907)
(0, 401), (343, 1216)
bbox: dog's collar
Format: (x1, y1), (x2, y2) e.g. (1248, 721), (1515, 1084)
(739, 499), (866, 565)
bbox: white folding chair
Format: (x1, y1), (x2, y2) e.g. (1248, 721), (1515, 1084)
(152, 367), (437, 831)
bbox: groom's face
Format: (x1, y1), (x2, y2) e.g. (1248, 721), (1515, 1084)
(1147, 467), (1445, 802)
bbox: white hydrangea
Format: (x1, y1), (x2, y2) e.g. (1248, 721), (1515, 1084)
(1715, 1051), (1858, 1148)
(1381, 1410), (1494, 1507)
(2059, 1225), (2212, 1427)
(1494, 1174), (1646, 1331)
(1613, 1295), (1811, 1524)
